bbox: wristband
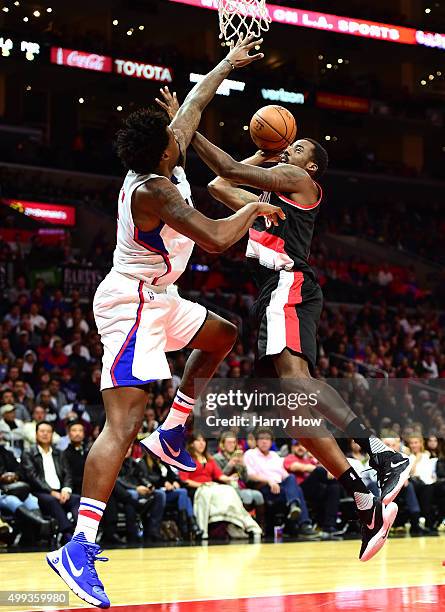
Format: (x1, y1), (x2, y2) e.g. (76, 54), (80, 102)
(224, 58), (235, 70)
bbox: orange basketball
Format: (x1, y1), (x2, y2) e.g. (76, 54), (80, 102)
(249, 105), (297, 152)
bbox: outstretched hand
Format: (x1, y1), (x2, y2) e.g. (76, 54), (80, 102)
(155, 86), (180, 120)
(226, 34), (264, 68)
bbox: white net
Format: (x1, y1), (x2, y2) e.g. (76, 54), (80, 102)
(218, 0), (272, 42)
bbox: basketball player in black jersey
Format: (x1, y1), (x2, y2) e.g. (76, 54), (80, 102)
(188, 125), (411, 562)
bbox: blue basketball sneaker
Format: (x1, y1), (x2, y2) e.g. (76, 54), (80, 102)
(140, 424), (196, 471)
(46, 532), (110, 608)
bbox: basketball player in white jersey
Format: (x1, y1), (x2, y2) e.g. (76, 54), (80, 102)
(46, 36), (284, 608)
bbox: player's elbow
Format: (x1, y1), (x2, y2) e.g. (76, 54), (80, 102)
(204, 239), (226, 254)
(203, 228), (228, 254)
(208, 179), (224, 200)
(220, 161), (243, 182)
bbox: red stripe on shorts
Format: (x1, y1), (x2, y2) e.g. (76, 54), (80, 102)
(284, 272), (304, 353)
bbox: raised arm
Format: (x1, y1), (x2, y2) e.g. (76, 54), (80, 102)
(193, 132), (311, 194)
(135, 178), (285, 254)
(170, 36), (263, 152)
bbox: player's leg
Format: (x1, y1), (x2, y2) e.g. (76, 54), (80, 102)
(81, 386), (147, 502)
(276, 349), (409, 504)
(47, 386), (148, 608)
(279, 277), (411, 505)
(179, 312), (238, 393)
(141, 310), (237, 470)
(273, 349), (398, 561)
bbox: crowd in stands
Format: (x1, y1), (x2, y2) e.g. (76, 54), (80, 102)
(0, 233), (443, 547)
(0, 154), (444, 548)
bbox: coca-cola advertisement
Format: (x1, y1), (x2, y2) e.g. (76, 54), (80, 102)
(50, 47), (113, 73)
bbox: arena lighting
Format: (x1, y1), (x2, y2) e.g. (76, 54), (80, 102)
(139, 25), (145, 30)
(2, 7), (9, 12)
(0, 35), (40, 58)
(113, 19), (118, 25)
(189, 72), (245, 95)
(23, 16), (28, 21)
(21, 41), (40, 60)
(243, 125), (249, 130)
(46, 7), (52, 12)
(169, 0), (445, 51)
(78, 97), (85, 103)
(33, 10), (40, 17)
(0, 37), (12, 56)
(116, 105), (123, 111)
(261, 87), (305, 104)
(425, 8), (431, 13)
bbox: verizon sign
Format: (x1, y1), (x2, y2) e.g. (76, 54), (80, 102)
(115, 59), (173, 82)
(50, 47), (112, 72)
(2, 199), (76, 227)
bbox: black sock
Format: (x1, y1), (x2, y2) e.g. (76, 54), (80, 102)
(339, 467), (374, 521)
(345, 417), (390, 457)
(338, 466), (371, 497)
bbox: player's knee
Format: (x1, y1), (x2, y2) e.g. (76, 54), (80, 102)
(105, 410), (143, 444)
(121, 416), (143, 442)
(276, 353), (312, 379)
(221, 321), (238, 350)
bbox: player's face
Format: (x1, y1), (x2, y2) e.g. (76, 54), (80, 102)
(281, 139), (317, 175)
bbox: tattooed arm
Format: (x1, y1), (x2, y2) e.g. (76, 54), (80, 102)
(208, 150), (280, 211)
(134, 178), (285, 254)
(170, 36), (263, 154)
(193, 132), (312, 195)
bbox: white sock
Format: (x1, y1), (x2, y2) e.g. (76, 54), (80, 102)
(162, 390), (195, 430)
(73, 497), (106, 544)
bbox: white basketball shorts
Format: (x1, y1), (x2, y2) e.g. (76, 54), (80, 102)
(93, 270), (207, 391)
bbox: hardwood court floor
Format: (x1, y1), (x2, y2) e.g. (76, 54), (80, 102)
(1, 536), (444, 611)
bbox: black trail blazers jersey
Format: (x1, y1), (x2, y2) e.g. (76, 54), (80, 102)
(246, 182), (322, 284)
(247, 182), (323, 369)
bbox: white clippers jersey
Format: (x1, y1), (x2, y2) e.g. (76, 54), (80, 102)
(112, 166), (195, 286)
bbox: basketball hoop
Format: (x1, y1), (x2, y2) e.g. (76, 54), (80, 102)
(218, 0), (271, 42)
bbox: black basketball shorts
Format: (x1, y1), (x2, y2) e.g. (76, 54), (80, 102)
(252, 270), (323, 371)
